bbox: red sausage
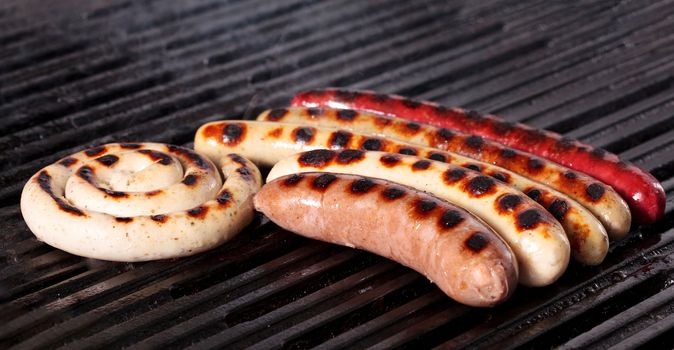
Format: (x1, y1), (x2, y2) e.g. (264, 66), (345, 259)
(254, 172), (518, 307)
(291, 89), (665, 224)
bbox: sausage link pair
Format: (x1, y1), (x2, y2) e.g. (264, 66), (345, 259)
(258, 107), (630, 241)
(267, 149), (570, 287)
(196, 119), (606, 265)
(21, 143), (262, 262)
(255, 172), (518, 307)
(291, 88), (664, 224)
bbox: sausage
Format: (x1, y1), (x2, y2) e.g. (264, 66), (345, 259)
(267, 149), (570, 287)
(255, 172), (518, 307)
(196, 119), (607, 265)
(20, 143), (262, 262)
(259, 107), (630, 241)
(290, 88), (664, 224)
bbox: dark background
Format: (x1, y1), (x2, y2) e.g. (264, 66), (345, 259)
(1, 0), (673, 349)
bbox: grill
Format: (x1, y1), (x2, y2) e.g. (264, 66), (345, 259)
(1, 0), (674, 348)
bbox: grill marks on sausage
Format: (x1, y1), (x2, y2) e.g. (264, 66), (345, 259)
(464, 164), (482, 172)
(138, 149), (173, 165)
(413, 199), (438, 217)
(526, 188), (543, 202)
(115, 217), (133, 223)
(329, 130), (352, 148)
(120, 143), (142, 149)
(548, 199), (569, 220)
(428, 152), (447, 162)
(361, 138), (383, 151)
(497, 194), (522, 213)
(307, 107), (323, 117)
(517, 209), (544, 230)
(298, 150), (336, 168)
(95, 155), (119, 167)
(412, 160), (431, 171)
(37, 171), (85, 216)
(465, 232), (489, 253)
(398, 147), (418, 156)
(292, 127), (316, 144)
(527, 158), (544, 172)
(444, 168), (467, 184)
(236, 166), (254, 181)
(85, 146), (107, 157)
(216, 190), (233, 206)
(586, 183), (605, 201)
(336, 149), (365, 165)
(380, 154), (401, 167)
(266, 127), (283, 139)
(187, 205), (209, 219)
(151, 214), (168, 223)
(350, 178), (376, 194)
(312, 174), (337, 191)
(283, 174), (304, 187)
(337, 109), (357, 121)
(500, 148), (517, 159)
(439, 209), (464, 229)
(382, 187), (406, 200)
(490, 171), (510, 183)
(59, 157), (78, 167)
(222, 123), (246, 146)
(182, 174), (199, 186)
(465, 135), (484, 151)
(267, 108), (288, 121)
(464, 176), (496, 197)
(402, 99), (422, 109)
(167, 146), (212, 170)
(78, 165), (129, 198)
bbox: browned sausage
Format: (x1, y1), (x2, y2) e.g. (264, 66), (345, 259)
(254, 172), (518, 307)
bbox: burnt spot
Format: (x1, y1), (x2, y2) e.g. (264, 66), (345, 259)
(526, 188), (543, 202)
(556, 137), (575, 151)
(500, 148), (517, 159)
(493, 120), (515, 134)
(266, 127), (283, 139)
(527, 158), (544, 171)
(329, 130), (352, 148)
(361, 138), (383, 151)
(398, 147), (418, 156)
(428, 153), (447, 162)
(312, 174), (337, 191)
(466, 110), (484, 121)
(222, 123), (246, 145)
(59, 157), (77, 167)
(548, 199), (569, 220)
(77, 166), (95, 182)
(491, 172), (510, 183)
(182, 174), (199, 186)
(439, 210), (464, 229)
(414, 199), (438, 215)
(150, 214), (168, 223)
(444, 168), (467, 184)
(586, 183), (605, 201)
(267, 108), (288, 121)
(217, 190), (233, 205)
(283, 174), (304, 187)
(138, 149), (173, 165)
(146, 190), (162, 197)
(307, 107), (323, 117)
(292, 127), (316, 144)
(336, 149), (364, 164)
(351, 178), (376, 194)
(412, 160), (431, 171)
(37, 171), (85, 216)
(335, 90), (359, 101)
(465, 135), (484, 150)
(380, 154), (401, 167)
(465, 232), (489, 253)
(464, 164), (482, 172)
(374, 116), (393, 127)
(187, 206), (209, 218)
(590, 148), (607, 159)
(85, 146), (106, 157)
(236, 166), (254, 181)
(337, 109), (357, 121)
(517, 209), (544, 230)
(563, 171), (578, 180)
(402, 99), (421, 109)
(120, 143), (142, 149)
(406, 122), (421, 131)
(229, 154), (248, 166)
(95, 154), (119, 167)
(436, 128), (455, 142)
(102, 188), (128, 198)
(465, 176), (496, 197)
(298, 150), (336, 168)
(497, 194), (522, 212)
(382, 187), (406, 200)
(115, 217), (133, 223)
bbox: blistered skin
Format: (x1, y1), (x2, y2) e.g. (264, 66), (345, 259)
(291, 88), (664, 225)
(20, 143), (261, 262)
(255, 172), (518, 307)
(200, 118), (606, 265)
(268, 150), (571, 287)
(259, 107), (630, 241)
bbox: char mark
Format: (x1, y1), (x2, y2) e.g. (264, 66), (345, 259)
(465, 232), (489, 253)
(498, 194), (522, 212)
(115, 217), (133, 223)
(182, 174), (198, 186)
(267, 108), (288, 120)
(465, 176), (495, 197)
(283, 174), (305, 187)
(329, 130), (352, 148)
(151, 214), (168, 223)
(412, 160), (431, 170)
(336, 149), (364, 164)
(312, 173), (338, 191)
(59, 157), (78, 167)
(382, 187), (406, 200)
(398, 147), (418, 156)
(187, 206), (209, 218)
(517, 209), (544, 230)
(298, 150), (336, 168)
(96, 154), (119, 167)
(222, 123), (246, 145)
(465, 135), (484, 150)
(37, 171), (85, 216)
(120, 143), (142, 149)
(548, 199), (569, 220)
(362, 138), (383, 151)
(292, 127), (316, 144)
(351, 178), (376, 194)
(428, 153), (447, 162)
(380, 154), (401, 167)
(586, 183), (605, 201)
(444, 168), (466, 184)
(138, 149), (173, 165)
(439, 209), (464, 229)
(217, 190), (233, 205)
(85, 146), (107, 157)
(337, 109), (357, 121)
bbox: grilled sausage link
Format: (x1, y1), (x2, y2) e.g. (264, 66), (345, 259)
(267, 150), (570, 287)
(255, 172), (518, 307)
(291, 88), (664, 225)
(259, 107), (630, 241)
(20, 143), (261, 262)
(196, 119), (606, 265)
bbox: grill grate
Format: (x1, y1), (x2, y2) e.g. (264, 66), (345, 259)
(1, 0), (674, 349)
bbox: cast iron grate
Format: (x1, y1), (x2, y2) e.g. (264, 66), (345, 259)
(1, 0), (673, 349)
